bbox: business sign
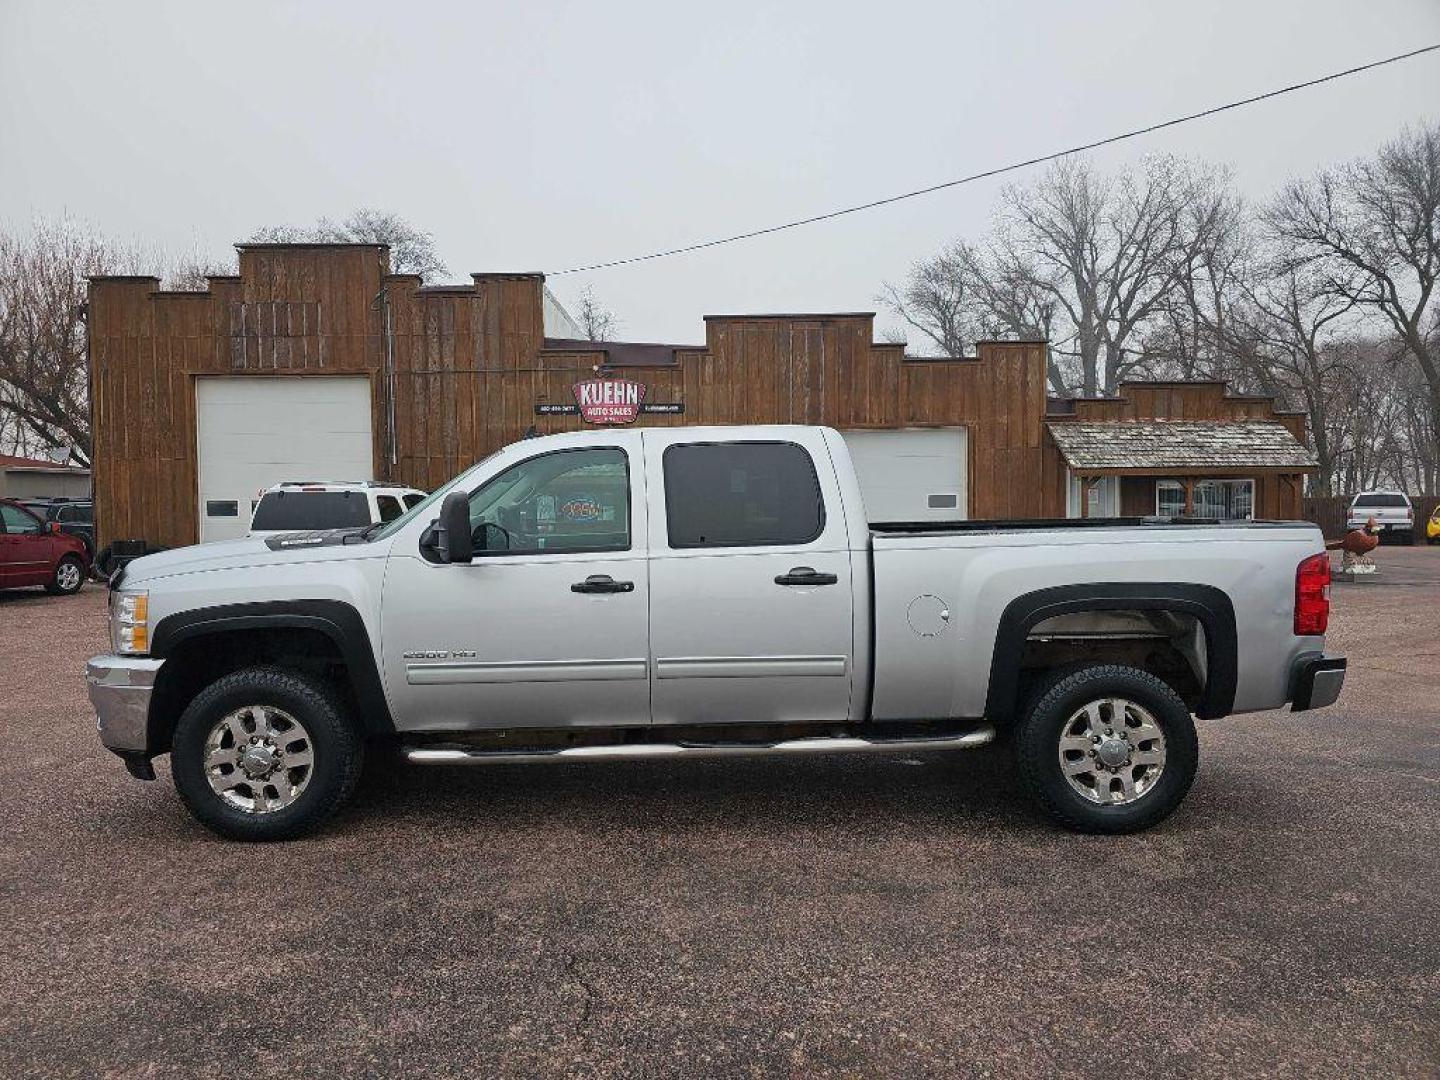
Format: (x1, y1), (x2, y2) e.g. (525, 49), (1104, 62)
(534, 379), (685, 423)
(573, 378), (645, 424)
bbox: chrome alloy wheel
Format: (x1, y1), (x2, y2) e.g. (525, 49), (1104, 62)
(56, 560), (82, 591)
(1056, 697), (1167, 805)
(204, 705), (314, 814)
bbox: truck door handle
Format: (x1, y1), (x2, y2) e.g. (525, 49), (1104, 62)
(775, 567), (838, 586)
(571, 574), (634, 594)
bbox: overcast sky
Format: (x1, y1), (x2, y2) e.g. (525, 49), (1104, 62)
(2, 0), (1438, 343)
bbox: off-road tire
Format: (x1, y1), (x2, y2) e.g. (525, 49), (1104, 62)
(171, 666), (364, 841)
(45, 554), (86, 595)
(1013, 663), (1198, 834)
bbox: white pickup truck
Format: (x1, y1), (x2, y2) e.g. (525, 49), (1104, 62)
(87, 425), (1346, 840)
(1346, 490), (1415, 545)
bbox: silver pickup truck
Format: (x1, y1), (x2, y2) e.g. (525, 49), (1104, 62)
(87, 425), (1345, 840)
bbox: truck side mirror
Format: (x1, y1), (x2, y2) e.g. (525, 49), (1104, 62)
(424, 490), (473, 564)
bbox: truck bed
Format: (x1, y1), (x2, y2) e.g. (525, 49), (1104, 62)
(870, 516), (1308, 536)
(864, 516), (1324, 723)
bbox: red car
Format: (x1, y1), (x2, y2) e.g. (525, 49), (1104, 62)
(0, 498), (90, 594)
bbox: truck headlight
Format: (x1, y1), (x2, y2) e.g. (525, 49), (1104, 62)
(113, 591), (150, 655)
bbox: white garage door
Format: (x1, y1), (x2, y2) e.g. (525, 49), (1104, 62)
(840, 428), (967, 523)
(196, 377), (374, 542)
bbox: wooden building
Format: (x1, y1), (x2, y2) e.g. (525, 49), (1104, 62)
(88, 243), (1315, 550)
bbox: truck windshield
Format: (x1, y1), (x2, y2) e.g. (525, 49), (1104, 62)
(251, 491), (371, 531)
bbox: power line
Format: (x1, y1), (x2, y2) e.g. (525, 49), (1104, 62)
(550, 43), (1440, 276)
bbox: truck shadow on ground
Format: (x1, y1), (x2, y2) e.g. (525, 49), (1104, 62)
(103, 738), (1254, 848)
(324, 744), (1061, 838)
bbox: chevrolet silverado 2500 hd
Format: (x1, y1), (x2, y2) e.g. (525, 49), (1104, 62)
(87, 425), (1346, 840)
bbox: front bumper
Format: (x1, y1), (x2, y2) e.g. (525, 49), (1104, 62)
(87, 655), (164, 773)
(1290, 653), (1346, 712)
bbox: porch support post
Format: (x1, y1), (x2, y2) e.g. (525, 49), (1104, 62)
(1183, 477), (1194, 516)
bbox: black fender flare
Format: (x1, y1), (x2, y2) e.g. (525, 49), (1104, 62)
(984, 582), (1237, 722)
(150, 599), (395, 734)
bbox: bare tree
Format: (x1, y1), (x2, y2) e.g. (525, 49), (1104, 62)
(0, 218), (239, 459)
(999, 156), (1237, 394)
(249, 208), (447, 281)
(162, 248), (236, 291)
(0, 384), (36, 455)
(1335, 338), (1413, 493)
(1227, 261), (1358, 494)
(575, 285), (619, 342)
(884, 156), (1234, 395)
(1267, 122), (1440, 454)
(0, 219), (134, 465)
(879, 240), (987, 357)
(1392, 356), (1438, 492)
(1145, 189), (1252, 382)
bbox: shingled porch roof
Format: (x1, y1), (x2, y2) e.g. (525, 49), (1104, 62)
(1047, 420), (1317, 474)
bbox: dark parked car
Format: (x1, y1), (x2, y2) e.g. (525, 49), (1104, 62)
(18, 498), (94, 557)
(0, 499), (91, 594)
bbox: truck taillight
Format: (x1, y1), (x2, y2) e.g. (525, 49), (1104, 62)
(1295, 553), (1330, 636)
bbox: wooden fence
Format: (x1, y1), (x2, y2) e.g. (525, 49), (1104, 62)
(1301, 495), (1438, 542)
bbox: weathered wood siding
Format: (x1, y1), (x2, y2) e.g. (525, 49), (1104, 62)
(90, 246), (390, 549)
(89, 245), (1310, 548)
(90, 246), (1057, 547)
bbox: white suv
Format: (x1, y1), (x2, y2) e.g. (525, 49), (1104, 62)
(248, 481), (427, 538)
(1347, 490), (1414, 545)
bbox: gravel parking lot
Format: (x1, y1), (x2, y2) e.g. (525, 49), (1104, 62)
(1, 549), (1437, 1078)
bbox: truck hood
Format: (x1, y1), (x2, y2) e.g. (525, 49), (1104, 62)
(118, 530), (390, 584)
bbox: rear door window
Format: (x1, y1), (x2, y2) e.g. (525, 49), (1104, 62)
(403, 493), (425, 509)
(663, 441), (824, 548)
(375, 495), (404, 522)
(250, 491), (372, 531)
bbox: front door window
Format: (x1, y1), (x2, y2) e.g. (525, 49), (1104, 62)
(468, 447), (630, 555)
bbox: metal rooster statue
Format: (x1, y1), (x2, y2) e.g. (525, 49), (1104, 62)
(1327, 515), (1380, 575)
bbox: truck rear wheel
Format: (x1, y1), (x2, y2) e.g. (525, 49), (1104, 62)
(170, 666), (364, 841)
(1013, 664), (1198, 834)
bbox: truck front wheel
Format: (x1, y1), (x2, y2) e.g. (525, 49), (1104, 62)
(170, 667), (364, 841)
(1013, 664), (1198, 834)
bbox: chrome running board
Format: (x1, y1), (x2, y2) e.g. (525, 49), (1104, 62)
(403, 725), (994, 765)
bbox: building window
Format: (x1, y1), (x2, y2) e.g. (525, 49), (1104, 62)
(1156, 479), (1254, 519)
(1066, 474), (1118, 518)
